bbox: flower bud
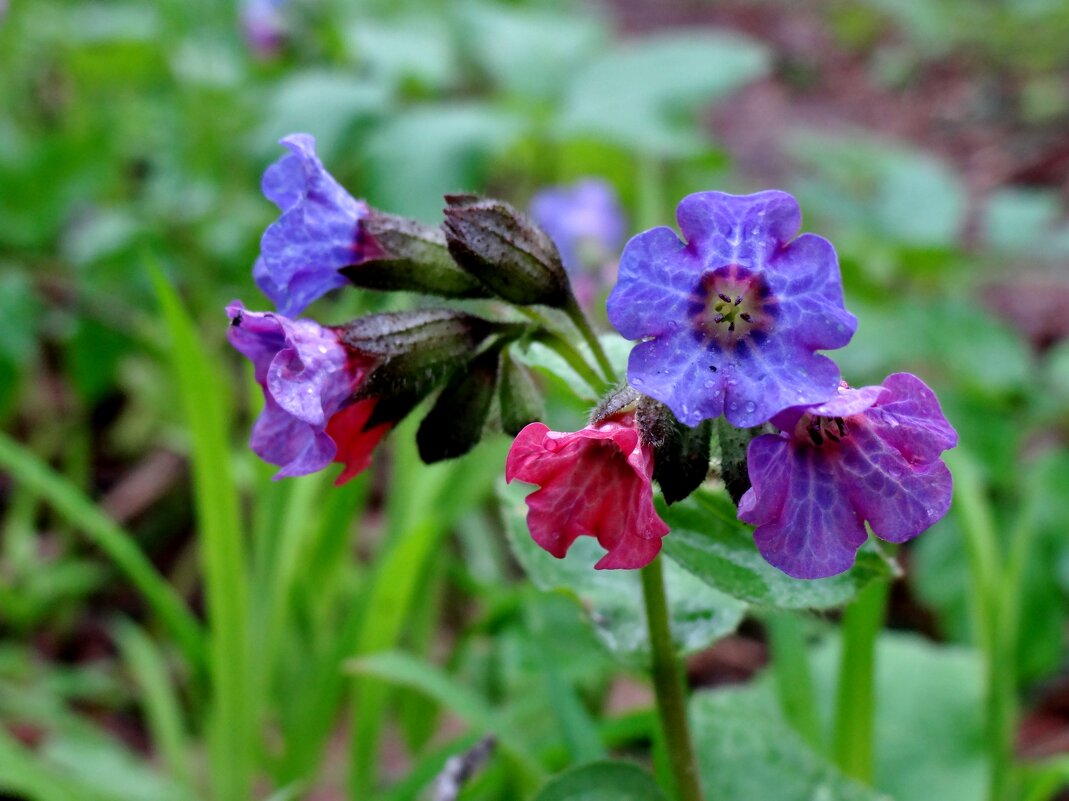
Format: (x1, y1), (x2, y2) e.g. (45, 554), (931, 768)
(442, 194), (571, 308)
(417, 346), (502, 463)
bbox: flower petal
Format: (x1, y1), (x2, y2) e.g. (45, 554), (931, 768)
(257, 134), (368, 316)
(751, 445), (868, 579)
(675, 190), (800, 267)
(867, 372), (958, 464)
(607, 226), (695, 339)
(840, 423), (954, 542)
(506, 418), (668, 570)
(626, 332), (726, 427)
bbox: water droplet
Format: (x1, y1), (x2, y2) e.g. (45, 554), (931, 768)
(318, 345), (329, 354)
(545, 439), (559, 452)
(744, 401), (756, 413)
(728, 401), (738, 411)
(703, 380), (714, 388)
(925, 507), (935, 517)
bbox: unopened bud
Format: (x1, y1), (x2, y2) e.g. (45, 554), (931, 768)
(442, 194), (571, 308)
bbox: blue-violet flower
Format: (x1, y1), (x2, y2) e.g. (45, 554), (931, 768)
(254, 134), (372, 317)
(738, 372), (957, 579)
(607, 190), (857, 428)
(530, 179), (626, 276)
(226, 301), (388, 480)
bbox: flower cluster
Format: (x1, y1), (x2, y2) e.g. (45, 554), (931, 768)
(509, 190), (956, 577)
(228, 134), (956, 580)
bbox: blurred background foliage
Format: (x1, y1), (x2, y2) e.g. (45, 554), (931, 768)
(1, 0), (1069, 799)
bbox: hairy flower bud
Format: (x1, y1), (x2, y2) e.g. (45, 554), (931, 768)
(442, 194), (571, 308)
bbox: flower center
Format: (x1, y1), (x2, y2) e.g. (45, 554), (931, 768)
(689, 264), (776, 345)
(797, 414), (850, 448)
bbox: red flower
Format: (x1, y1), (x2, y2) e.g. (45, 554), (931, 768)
(325, 399), (392, 485)
(505, 414), (669, 569)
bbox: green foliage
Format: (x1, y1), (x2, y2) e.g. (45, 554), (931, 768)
(660, 490), (895, 609)
(499, 480), (746, 664)
(530, 761), (668, 801)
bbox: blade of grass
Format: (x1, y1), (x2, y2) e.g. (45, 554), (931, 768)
(347, 650), (542, 781)
(151, 264), (252, 801)
(348, 434), (510, 800)
(0, 726), (102, 801)
(0, 431), (205, 672)
(115, 620), (194, 791)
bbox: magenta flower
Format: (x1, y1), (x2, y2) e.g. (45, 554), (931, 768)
(254, 134), (373, 317)
(607, 190), (857, 428)
(226, 301), (386, 480)
(738, 373), (957, 579)
(505, 414), (669, 570)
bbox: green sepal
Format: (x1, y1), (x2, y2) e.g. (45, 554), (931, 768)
(341, 210), (492, 299)
(337, 310), (513, 434)
(497, 350), (543, 436)
(589, 383), (640, 425)
(637, 396), (713, 505)
(716, 416), (762, 505)
(416, 346), (501, 463)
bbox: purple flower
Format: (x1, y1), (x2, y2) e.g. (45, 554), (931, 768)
(254, 134), (373, 317)
(607, 190), (857, 428)
(241, 0), (287, 58)
(738, 373), (958, 579)
(530, 179), (626, 276)
(226, 301), (376, 479)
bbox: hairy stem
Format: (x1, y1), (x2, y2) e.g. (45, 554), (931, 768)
(641, 556), (705, 801)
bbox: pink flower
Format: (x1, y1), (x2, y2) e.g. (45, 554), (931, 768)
(505, 414), (669, 570)
(325, 399), (391, 485)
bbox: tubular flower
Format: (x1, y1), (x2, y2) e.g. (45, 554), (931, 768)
(607, 190), (857, 429)
(254, 134), (372, 317)
(738, 373), (958, 579)
(505, 414), (669, 570)
(226, 301), (387, 481)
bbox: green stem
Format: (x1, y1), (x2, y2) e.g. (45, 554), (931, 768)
(563, 296), (616, 384)
(532, 329), (609, 396)
(833, 578), (890, 784)
(640, 556), (704, 801)
(767, 611), (821, 751)
(952, 451), (1012, 801)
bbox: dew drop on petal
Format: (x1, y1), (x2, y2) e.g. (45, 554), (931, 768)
(744, 401), (756, 413)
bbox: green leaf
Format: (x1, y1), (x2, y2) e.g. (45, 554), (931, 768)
(810, 634), (986, 801)
(0, 432), (206, 671)
(791, 133), (966, 248)
(255, 71), (390, 163)
(364, 103), (525, 223)
(659, 490), (894, 609)
(151, 264), (253, 801)
(347, 649), (541, 779)
(690, 683), (884, 801)
(531, 761), (668, 801)
(345, 19), (458, 92)
(458, 4), (607, 101)
(558, 31), (770, 157)
(499, 480), (745, 663)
